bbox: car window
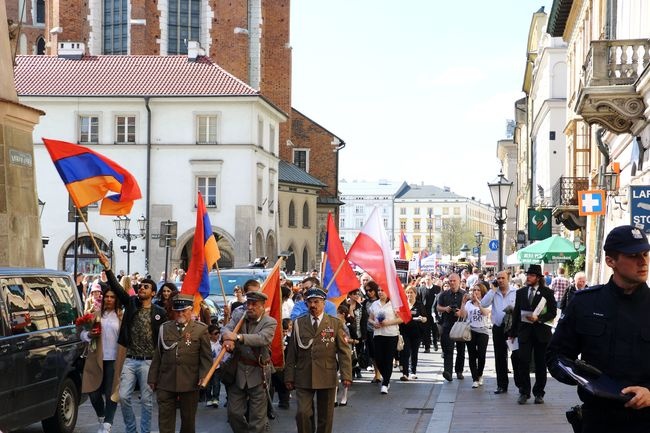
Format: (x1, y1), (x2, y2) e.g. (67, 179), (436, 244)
(1, 276), (78, 335)
(209, 273), (265, 296)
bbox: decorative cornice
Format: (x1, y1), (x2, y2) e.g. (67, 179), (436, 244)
(575, 87), (647, 134)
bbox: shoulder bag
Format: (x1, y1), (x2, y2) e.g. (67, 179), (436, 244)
(449, 316), (471, 342)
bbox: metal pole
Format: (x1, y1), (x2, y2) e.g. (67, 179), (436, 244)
(477, 244), (482, 270)
(126, 237), (131, 275)
(164, 242), (170, 283)
(497, 218), (504, 272)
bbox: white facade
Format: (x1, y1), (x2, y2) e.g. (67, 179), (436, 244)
(338, 180), (408, 249)
(25, 95), (285, 275)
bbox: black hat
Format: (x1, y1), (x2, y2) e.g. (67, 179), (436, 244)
(304, 288), (327, 300)
(172, 294), (194, 311)
(245, 291), (268, 303)
(604, 225), (650, 254)
(525, 264), (543, 277)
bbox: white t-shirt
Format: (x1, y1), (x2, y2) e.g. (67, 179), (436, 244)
(369, 300), (400, 337)
(464, 301), (490, 335)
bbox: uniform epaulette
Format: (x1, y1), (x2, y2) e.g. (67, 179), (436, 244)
(574, 285), (603, 295)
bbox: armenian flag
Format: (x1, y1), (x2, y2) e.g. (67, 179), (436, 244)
(182, 192), (221, 313)
(399, 230), (413, 260)
(42, 138), (141, 215)
(322, 212), (359, 305)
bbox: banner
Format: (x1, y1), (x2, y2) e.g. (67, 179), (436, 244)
(527, 208), (552, 241)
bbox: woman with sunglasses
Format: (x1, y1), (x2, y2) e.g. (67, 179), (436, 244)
(459, 283), (491, 389)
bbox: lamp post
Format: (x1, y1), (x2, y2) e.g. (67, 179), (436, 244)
(113, 215), (146, 275)
(488, 171), (513, 271)
(459, 243), (470, 258)
(475, 231), (483, 270)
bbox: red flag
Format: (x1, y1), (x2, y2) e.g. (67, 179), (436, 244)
(347, 208), (412, 323)
(261, 260), (284, 368)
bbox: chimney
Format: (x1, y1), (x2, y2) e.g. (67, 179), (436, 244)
(58, 42), (85, 59)
(187, 41), (205, 62)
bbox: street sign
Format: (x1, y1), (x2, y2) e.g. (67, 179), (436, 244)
(630, 185), (650, 233)
(472, 247), (480, 255)
(488, 239), (499, 251)
(578, 190), (606, 216)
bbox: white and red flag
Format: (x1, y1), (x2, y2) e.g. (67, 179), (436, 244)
(346, 208), (412, 323)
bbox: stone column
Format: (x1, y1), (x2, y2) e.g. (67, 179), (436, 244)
(0, 0), (45, 267)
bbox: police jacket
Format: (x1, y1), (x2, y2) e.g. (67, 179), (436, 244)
(106, 270), (167, 349)
(546, 277), (650, 411)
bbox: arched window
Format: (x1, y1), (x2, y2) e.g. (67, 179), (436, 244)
(62, 236), (111, 274)
(288, 201), (296, 227)
(36, 36), (45, 55)
(302, 202), (309, 228)
(302, 246), (309, 272)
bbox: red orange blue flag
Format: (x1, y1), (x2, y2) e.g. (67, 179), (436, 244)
(42, 138), (141, 215)
(183, 192), (221, 313)
(322, 212), (359, 304)
(399, 230), (413, 260)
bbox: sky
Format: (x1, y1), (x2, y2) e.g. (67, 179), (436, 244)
(290, 0), (554, 203)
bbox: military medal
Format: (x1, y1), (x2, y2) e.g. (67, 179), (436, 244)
(185, 332), (192, 346)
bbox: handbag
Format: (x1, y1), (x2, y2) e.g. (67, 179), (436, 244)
(397, 334), (405, 351)
(449, 317), (471, 342)
(219, 354), (239, 385)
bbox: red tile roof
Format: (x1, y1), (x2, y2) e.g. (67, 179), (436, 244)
(14, 55), (259, 97)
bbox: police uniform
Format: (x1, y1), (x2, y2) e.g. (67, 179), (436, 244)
(148, 294), (212, 433)
(284, 288), (352, 433)
(547, 225), (650, 433)
(225, 291), (277, 433)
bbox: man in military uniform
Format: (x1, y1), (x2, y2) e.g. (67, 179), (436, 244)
(547, 225), (650, 432)
(221, 291), (277, 433)
(148, 294), (212, 433)
(285, 288), (352, 433)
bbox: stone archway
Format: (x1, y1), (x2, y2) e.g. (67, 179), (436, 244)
(58, 232), (112, 274)
(266, 230), (276, 263)
(173, 226), (235, 271)
(255, 228), (264, 259)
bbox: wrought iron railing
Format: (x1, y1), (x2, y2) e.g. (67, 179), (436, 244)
(552, 176), (590, 207)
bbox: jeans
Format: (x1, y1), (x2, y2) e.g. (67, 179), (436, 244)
(89, 360), (118, 424)
(466, 331), (489, 381)
(206, 371), (222, 402)
(119, 358), (153, 433)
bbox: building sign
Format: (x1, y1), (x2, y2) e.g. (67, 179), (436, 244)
(578, 190), (606, 216)
(630, 185), (650, 233)
(528, 208), (552, 240)
(9, 149), (33, 167)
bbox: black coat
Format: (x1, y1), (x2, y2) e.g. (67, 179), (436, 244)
(417, 284), (441, 318)
(106, 270), (167, 349)
(510, 284), (556, 343)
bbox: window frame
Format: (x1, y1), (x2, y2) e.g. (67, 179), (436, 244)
(292, 148), (309, 172)
(195, 112), (220, 144)
(114, 113), (137, 144)
(78, 113), (100, 144)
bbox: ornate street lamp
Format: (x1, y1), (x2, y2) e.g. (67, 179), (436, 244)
(488, 171), (513, 271)
(475, 231), (484, 269)
(459, 243), (470, 258)
(113, 215), (147, 275)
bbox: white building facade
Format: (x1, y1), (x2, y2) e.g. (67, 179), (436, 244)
(15, 52), (286, 276)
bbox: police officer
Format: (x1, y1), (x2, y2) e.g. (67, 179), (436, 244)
(148, 294), (212, 433)
(547, 225), (650, 432)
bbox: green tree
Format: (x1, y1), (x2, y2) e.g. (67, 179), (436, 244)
(440, 218), (475, 258)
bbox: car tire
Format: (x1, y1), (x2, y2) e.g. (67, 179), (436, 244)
(42, 377), (79, 433)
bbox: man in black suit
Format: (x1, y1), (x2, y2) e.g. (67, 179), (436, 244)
(510, 264), (557, 405)
(417, 274), (441, 352)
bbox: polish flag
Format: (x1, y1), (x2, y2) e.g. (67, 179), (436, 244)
(347, 208), (412, 323)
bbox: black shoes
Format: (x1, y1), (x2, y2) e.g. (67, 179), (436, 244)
(534, 395), (544, 404)
(517, 394), (530, 405)
(456, 372), (464, 380)
(423, 348), (431, 353)
(442, 371), (453, 382)
(493, 388), (507, 394)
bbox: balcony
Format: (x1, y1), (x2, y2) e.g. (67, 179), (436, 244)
(575, 39), (650, 134)
(552, 176), (589, 231)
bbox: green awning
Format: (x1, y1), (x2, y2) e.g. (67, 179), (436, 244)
(517, 235), (579, 264)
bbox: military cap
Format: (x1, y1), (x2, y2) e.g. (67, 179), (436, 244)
(172, 294), (194, 311)
(604, 225), (650, 254)
(304, 287), (327, 300)
(245, 291), (268, 302)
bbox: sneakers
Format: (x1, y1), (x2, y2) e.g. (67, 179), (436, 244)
(517, 394), (530, 405)
(366, 366), (374, 372)
(98, 423), (111, 433)
(534, 395), (545, 404)
(380, 385), (389, 394)
(472, 381), (479, 388)
(409, 374), (418, 380)
(478, 376), (483, 386)
(206, 399), (214, 407)
(400, 375), (409, 381)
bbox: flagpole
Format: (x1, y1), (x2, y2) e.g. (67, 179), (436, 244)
(323, 260), (348, 293)
(214, 264), (229, 319)
(200, 314), (245, 387)
(75, 206), (103, 254)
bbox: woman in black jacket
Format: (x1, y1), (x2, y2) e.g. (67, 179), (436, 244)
(399, 286), (427, 381)
(341, 289), (368, 379)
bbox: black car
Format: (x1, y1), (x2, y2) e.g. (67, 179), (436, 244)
(0, 268), (86, 433)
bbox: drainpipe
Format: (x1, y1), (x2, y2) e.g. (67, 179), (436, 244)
(145, 97), (152, 273)
(593, 128), (608, 281)
(334, 139), (345, 231)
